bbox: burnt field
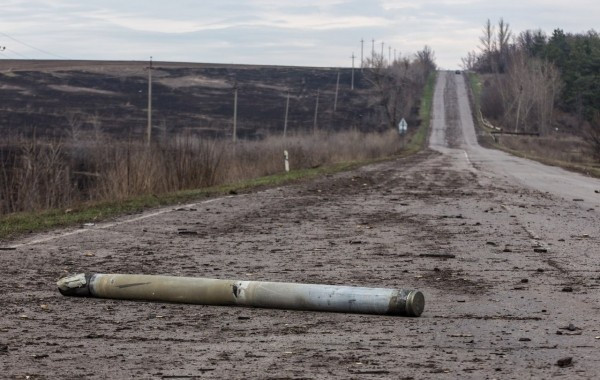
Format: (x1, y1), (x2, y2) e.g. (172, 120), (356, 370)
(0, 60), (382, 140)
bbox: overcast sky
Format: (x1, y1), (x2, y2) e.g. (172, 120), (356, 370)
(1, 0), (598, 69)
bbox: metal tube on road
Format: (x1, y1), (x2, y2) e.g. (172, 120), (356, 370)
(57, 273), (425, 317)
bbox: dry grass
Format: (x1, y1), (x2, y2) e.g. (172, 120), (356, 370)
(0, 129), (404, 215)
(494, 133), (600, 176)
(497, 134), (591, 163)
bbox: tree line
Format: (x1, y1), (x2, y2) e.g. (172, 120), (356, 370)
(364, 46), (437, 131)
(463, 19), (600, 156)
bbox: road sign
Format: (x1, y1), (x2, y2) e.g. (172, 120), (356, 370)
(398, 118), (408, 134)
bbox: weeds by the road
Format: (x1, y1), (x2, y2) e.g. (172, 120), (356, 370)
(410, 71), (437, 153)
(0, 160), (364, 239)
(1, 130), (403, 215)
(0, 129), (419, 239)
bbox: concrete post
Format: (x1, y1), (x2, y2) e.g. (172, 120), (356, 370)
(58, 273), (425, 317)
(284, 150), (290, 172)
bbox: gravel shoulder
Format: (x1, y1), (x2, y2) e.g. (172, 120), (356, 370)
(1, 72), (599, 379)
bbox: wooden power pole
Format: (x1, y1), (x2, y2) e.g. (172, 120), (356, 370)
(233, 83), (238, 143)
(146, 56), (153, 146)
(371, 39), (375, 60)
(333, 71), (340, 112)
(283, 92), (290, 137)
(313, 90), (320, 133)
(351, 53), (355, 90)
(360, 39), (364, 68)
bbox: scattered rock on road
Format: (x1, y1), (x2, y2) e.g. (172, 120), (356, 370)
(556, 357), (573, 367)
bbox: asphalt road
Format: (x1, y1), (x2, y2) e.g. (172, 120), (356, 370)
(1, 71), (599, 379)
(431, 71), (600, 212)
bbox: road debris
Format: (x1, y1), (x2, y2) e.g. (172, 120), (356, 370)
(419, 253), (456, 259)
(177, 230), (198, 235)
(57, 273), (425, 317)
(556, 357), (573, 367)
(559, 323), (581, 332)
(449, 333), (473, 338)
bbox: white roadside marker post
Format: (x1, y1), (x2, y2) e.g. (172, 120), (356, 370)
(284, 150), (290, 172)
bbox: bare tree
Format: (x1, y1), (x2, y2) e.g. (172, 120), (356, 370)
(497, 18), (512, 72)
(479, 19), (496, 71)
(586, 111), (600, 160)
(461, 51), (478, 71)
(497, 50), (561, 134)
(364, 47), (435, 130)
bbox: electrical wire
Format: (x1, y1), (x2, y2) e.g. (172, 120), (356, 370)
(0, 31), (70, 59)
(3, 47), (31, 59)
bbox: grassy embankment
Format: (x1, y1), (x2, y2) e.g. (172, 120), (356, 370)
(466, 72), (600, 178)
(0, 72), (437, 241)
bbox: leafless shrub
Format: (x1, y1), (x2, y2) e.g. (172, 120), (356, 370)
(480, 79), (504, 120)
(0, 137), (74, 213)
(499, 133), (594, 165)
(585, 111), (600, 160)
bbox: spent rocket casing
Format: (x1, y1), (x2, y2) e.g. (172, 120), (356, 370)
(57, 273), (425, 317)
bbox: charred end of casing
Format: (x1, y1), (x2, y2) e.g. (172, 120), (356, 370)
(57, 273), (94, 297)
(404, 290), (425, 317)
(389, 289), (425, 317)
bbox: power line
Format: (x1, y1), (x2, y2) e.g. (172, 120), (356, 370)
(0, 31), (70, 59)
(4, 47), (30, 59)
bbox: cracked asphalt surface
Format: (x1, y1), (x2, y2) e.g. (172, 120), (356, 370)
(1, 71), (599, 379)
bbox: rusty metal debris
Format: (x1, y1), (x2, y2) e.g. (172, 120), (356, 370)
(57, 273), (425, 317)
(419, 253), (456, 259)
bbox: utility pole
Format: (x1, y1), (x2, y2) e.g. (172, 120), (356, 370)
(233, 82), (238, 143)
(371, 39), (375, 60)
(394, 48), (397, 62)
(283, 91), (290, 138)
(313, 89), (320, 133)
(381, 42), (384, 59)
(333, 70), (340, 112)
(360, 39), (364, 68)
(351, 53), (355, 90)
(389, 46), (392, 65)
(146, 56), (153, 146)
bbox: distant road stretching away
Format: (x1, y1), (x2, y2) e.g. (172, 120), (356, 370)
(430, 71), (600, 211)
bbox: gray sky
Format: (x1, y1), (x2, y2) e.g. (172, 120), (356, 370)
(1, 0), (598, 69)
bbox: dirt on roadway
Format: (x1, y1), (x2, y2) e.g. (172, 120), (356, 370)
(1, 71), (599, 379)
